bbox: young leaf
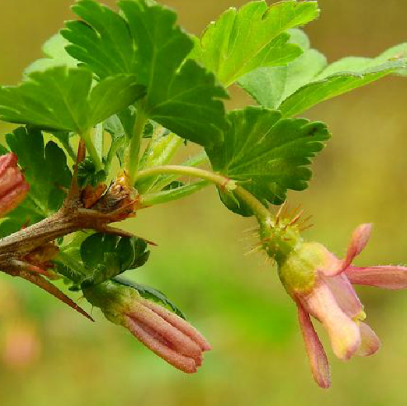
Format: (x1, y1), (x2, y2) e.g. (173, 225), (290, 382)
(62, 0), (137, 79)
(4, 127), (72, 218)
(24, 34), (78, 75)
(238, 29), (327, 109)
(240, 36), (407, 116)
(63, 0), (229, 148)
(80, 233), (150, 286)
(207, 107), (330, 215)
(0, 66), (145, 134)
(192, 1), (319, 87)
(119, 0), (229, 148)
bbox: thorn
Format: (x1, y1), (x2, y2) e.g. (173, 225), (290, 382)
(288, 209), (305, 226)
(242, 226), (259, 234)
(299, 214), (313, 226)
(10, 260), (50, 277)
(18, 271), (94, 322)
(244, 245), (263, 256)
(299, 224), (314, 232)
(275, 201), (287, 224)
(96, 226), (158, 246)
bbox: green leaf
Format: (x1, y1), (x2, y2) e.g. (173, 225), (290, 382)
(77, 158), (106, 187)
(24, 34), (78, 75)
(62, 0), (137, 79)
(80, 233), (150, 286)
(207, 107), (330, 215)
(5, 127), (72, 218)
(113, 277), (186, 319)
(63, 0), (229, 148)
(192, 1), (319, 87)
(0, 66), (145, 134)
(238, 29), (327, 109)
(120, 0), (229, 148)
(240, 35), (407, 116)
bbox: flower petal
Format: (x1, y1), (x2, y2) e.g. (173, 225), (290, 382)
(345, 266), (407, 289)
(322, 274), (363, 319)
(297, 303), (330, 389)
(323, 224), (372, 277)
(124, 315), (198, 373)
(343, 224), (372, 268)
(142, 299), (211, 351)
(300, 281), (361, 360)
(356, 322), (380, 357)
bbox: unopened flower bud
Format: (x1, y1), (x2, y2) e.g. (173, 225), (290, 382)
(0, 153), (29, 216)
(84, 280), (211, 373)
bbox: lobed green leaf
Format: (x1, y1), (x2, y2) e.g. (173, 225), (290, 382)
(63, 0), (229, 148)
(80, 233), (150, 286)
(207, 107), (330, 215)
(0, 127), (72, 228)
(0, 67), (145, 134)
(240, 34), (407, 116)
(192, 1), (319, 87)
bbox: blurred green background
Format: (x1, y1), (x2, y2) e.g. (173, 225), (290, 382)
(1, 0), (407, 405)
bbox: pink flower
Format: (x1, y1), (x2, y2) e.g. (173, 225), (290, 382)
(0, 153), (29, 216)
(123, 297), (211, 373)
(84, 280), (211, 373)
(279, 224), (407, 388)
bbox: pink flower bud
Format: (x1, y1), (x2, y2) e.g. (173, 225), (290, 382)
(84, 280), (211, 373)
(0, 153), (29, 216)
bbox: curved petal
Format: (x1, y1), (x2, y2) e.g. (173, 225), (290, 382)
(322, 274), (363, 319)
(343, 224), (372, 269)
(356, 322), (380, 357)
(345, 266), (407, 290)
(300, 282), (361, 360)
(142, 299), (211, 351)
(297, 303), (330, 389)
(124, 316), (198, 373)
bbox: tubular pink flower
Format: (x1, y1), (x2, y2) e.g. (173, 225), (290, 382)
(84, 280), (211, 374)
(124, 298), (211, 373)
(0, 153), (29, 216)
(279, 223), (407, 388)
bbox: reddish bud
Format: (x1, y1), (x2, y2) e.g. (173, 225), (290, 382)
(0, 153), (29, 216)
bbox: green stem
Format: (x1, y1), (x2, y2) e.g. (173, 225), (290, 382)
(135, 165), (235, 190)
(234, 185), (271, 222)
(141, 180), (209, 207)
(148, 150), (209, 193)
(125, 107), (148, 185)
(135, 165), (271, 222)
(81, 129), (103, 172)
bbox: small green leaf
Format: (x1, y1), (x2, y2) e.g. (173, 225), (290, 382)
(192, 1), (319, 87)
(62, 0), (137, 79)
(0, 67), (145, 134)
(63, 0), (229, 148)
(113, 277), (186, 319)
(24, 33), (78, 75)
(80, 233), (150, 286)
(77, 158), (106, 187)
(207, 107), (330, 215)
(5, 127), (72, 219)
(240, 36), (407, 116)
(239, 29), (327, 109)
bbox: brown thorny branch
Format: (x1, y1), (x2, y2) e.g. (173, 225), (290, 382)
(0, 141), (143, 321)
